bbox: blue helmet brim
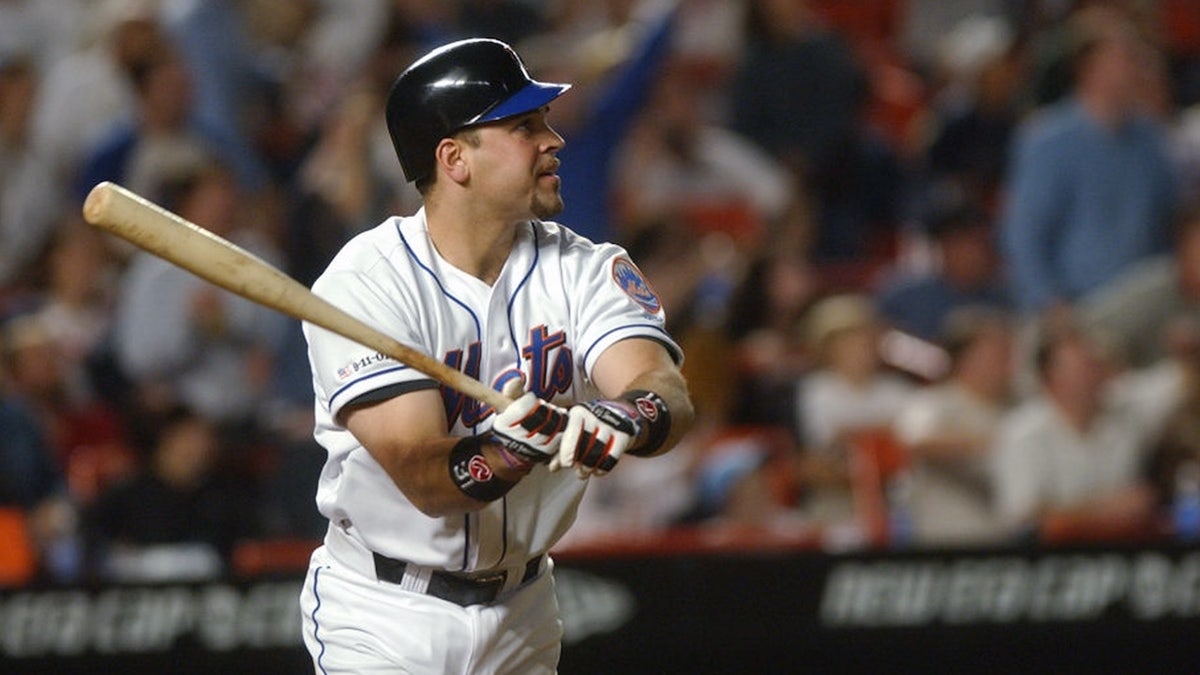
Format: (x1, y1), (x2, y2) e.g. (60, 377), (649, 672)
(473, 80), (571, 125)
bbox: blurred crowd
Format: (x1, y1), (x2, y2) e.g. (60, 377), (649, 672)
(3, 0), (1200, 585)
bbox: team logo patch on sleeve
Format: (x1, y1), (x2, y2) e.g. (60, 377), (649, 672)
(611, 258), (661, 314)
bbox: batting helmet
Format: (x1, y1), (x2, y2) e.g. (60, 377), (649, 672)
(385, 38), (571, 184)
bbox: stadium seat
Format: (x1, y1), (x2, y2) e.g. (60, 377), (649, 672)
(0, 508), (37, 587)
(847, 427), (910, 547)
(231, 538), (321, 578)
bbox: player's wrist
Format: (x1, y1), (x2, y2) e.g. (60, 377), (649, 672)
(449, 436), (520, 502)
(489, 430), (555, 465)
(489, 441), (535, 476)
(617, 390), (671, 457)
(582, 399), (639, 428)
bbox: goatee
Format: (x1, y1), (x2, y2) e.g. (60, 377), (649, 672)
(532, 193), (564, 219)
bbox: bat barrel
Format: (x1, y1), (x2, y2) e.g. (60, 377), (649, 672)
(81, 181), (512, 412)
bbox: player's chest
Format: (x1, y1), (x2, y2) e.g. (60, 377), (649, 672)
(421, 269), (577, 409)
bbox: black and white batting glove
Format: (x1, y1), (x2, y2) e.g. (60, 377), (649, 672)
(552, 399), (642, 478)
(490, 379), (569, 466)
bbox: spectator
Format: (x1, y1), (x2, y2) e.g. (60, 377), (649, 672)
(561, 426), (698, 544)
(725, 249), (817, 429)
(0, 0), (91, 73)
(1079, 204), (1200, 368)
(74, 39), (258, 202)
(289, 12), (425, 284)
(730, 0), (865, 182)
(1001, 5), (1180, 317)
(83, 404), (259, 582)
(22, 219), (135, 504)
(1147, 323), (1200, 516)
(257, 320), (326, 539)
(291, 78), (395, 281)
(0, 356), (65, 511)
(899, 0), (1015, 75)
(459, 0), (546, 47)
(31, 0), (162, 189)
(162, 0), (393, 188)
(795, 293), (914, 521)
(729, 0), (900, 261)
(529, 1), (677, 244)
(27, 219), (119, 397)
(611, 59), (794, 251)
(156, 0), (277, 192)
(0, 312), (128, 494)
(0, 315), (85, 582)
(991, 322), (1178, 540)
(676, 425), (800, 530)
(922, 15), (1025, 209)
(0, 54), (65, 290)
(111, 159), (288, 428)
(893, 306), (1015, 545)
(875, 197), (1011, 343)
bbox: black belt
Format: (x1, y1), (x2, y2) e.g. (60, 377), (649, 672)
(372, 553), (544, 607)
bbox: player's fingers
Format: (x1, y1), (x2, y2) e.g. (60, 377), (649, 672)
(554, 408), (587, 472)
(539, 407), (569, 436)
(584, 437), (622, 477)
(495, 393), (535, 427)
(597, 453), (619, 473)
(523, 404), (566, 437)
(578, 430), (611, 470)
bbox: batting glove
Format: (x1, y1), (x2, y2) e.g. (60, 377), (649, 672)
(552, 399), (642, 478)
(490, 379), (568, 466)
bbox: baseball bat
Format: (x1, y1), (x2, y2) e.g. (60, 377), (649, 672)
(82, 181), (511, 412)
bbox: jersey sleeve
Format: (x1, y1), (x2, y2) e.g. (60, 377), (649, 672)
(305, 269), (438, 423)
(568, 241), (683, 378)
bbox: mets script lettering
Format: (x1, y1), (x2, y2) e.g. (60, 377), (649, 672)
(442, 325), (573, 429)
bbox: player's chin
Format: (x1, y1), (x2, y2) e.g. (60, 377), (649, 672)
(531, 192), (564, 219)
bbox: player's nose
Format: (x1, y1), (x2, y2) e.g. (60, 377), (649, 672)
(540, 124), (565, 153)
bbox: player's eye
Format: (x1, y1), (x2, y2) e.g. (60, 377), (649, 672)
(513, 109), (549, 135)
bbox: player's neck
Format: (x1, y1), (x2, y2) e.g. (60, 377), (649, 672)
(425, 208), (518, 285)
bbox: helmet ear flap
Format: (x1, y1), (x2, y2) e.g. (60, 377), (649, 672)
(385, 38), (570, 184)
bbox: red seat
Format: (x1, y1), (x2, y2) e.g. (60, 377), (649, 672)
(65, 442), (137, 504)
(847, 427), (910, 547)
(0, 508), (37, 587)
(1039, 512), (1163, 545)
(231, 538), (321, 578)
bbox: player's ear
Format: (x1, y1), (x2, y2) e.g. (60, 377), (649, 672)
(434, 138), (470, 185)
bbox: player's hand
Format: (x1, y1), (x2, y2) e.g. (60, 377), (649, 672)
(489, 379), (568, 465)
(552, 399), (642, 478)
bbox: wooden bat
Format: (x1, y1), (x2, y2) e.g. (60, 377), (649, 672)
(82, 181), (511, 412)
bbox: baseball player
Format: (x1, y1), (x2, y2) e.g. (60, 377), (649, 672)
(298, 38), (694, 674)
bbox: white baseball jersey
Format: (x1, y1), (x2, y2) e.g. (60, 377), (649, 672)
(304, 208), (680, 573)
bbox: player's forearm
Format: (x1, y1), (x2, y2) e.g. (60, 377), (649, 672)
(906, 435), (988, 461)
(373, 436), (531, 518)
(621, 368), (695, 457)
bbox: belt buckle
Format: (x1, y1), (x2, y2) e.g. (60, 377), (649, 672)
(459, 569), (507, 586)
(430, 569), (507, 607)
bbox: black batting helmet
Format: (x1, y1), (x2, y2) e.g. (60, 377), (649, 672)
(385, 38), (570, 184)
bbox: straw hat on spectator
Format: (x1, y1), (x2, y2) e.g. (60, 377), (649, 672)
(804, 293), (877, 360)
